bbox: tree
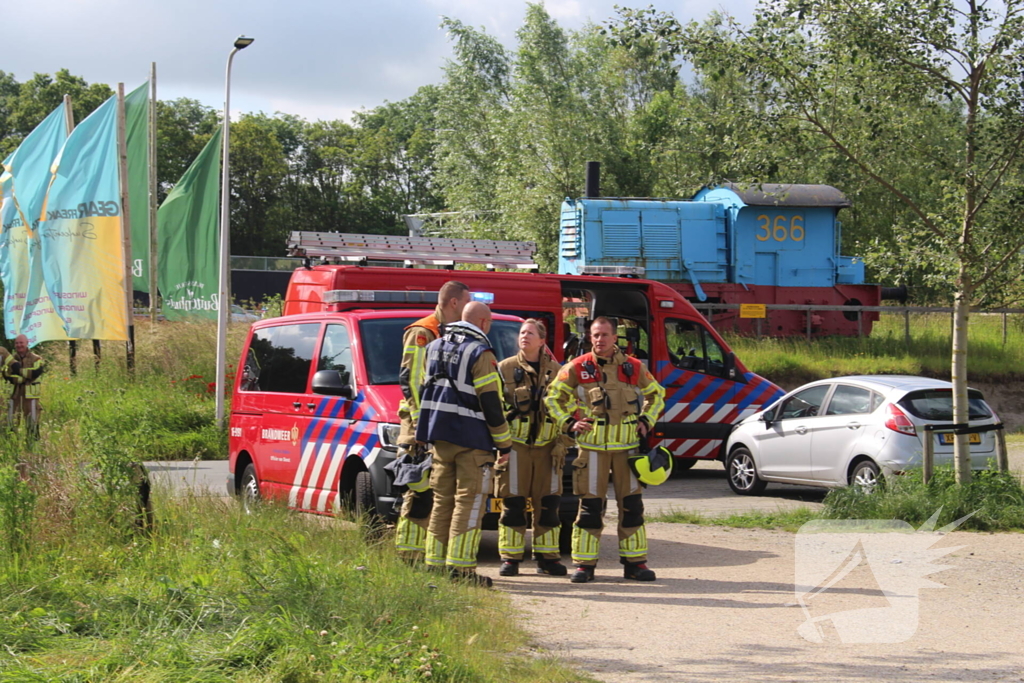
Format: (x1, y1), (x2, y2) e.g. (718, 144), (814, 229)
(684, 0), (1024, 482)
(3, 70), (113, 155)
(156, 98), (220, 203)
(229, 115), (289, 256)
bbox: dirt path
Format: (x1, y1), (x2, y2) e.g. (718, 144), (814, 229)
(498, 445), (1024, 681)
(489, 525), (1024, 682)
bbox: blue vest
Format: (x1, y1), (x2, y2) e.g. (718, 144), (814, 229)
(416, 323), (495, 451)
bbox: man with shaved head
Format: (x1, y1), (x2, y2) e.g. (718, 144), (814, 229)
(416, 300), (512, 587)
(392, 280), (471, 562)
(5, 334), (45, 436)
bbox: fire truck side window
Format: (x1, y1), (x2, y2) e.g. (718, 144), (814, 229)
(664, 319), (726, 377)
(318, 324), (354, 388)
(244, 323), (320, 394)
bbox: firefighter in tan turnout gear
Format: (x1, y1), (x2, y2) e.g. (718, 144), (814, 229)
(494, 319), (569, 577)
(5, 334), (45, 436)
(545, 317), (665, 583)
(417, 301), (512, 588)
(392, 281), (472, 561)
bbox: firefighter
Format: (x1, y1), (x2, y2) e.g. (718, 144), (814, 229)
(495, 318), (569, 577)
(545, 317), (665, 583)
(5, 334), (45, 437)
(417, 301), (512, 587)
(393, 281), (472, 561)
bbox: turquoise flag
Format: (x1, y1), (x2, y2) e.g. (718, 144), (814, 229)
(37, 95), (128, 341)
(0, 102), (71, 345)
(125, 81), (151, 293)
(158, 128), (222, 320)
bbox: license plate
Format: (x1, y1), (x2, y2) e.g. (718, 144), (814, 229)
(487, 497), (502, 513)
(940, 433), (981, 444)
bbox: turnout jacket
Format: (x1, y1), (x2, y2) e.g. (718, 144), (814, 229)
(498, 349), (561, 447)
(545, 348), (664, 452)
(5, 349), (45, 400)
(415, 321), (513, 452)
(397, 305), (447, 446)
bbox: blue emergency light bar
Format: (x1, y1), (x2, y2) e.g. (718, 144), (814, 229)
(471, 292), (495, 304)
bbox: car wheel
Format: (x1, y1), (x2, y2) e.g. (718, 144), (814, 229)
(670, 458), (697, 477)
(849, 460), (881, 493)
(240, 464), (260, 513)
(727, 447), (767, 495)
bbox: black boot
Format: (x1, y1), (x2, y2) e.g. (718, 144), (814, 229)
(622, 561), (656, 581)
(536, 558), (568, 576)
(499, 560), (520, 577)
(570, 565), (595, 583)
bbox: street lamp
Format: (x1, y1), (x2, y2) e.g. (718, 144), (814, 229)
(215, 35), (254, 429)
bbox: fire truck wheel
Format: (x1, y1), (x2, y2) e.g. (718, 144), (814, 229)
(670, 459), (697, 477)
(240, 464), (261, 513)
(354, 470), (377, 518)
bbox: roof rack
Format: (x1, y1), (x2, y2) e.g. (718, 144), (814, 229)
(288, 231), (537, 269)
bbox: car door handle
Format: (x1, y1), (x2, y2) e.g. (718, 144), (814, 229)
(847, 421), (861, 429)
(292, 401), (301, 409)
(306, 402), (316, 410)
(795, 426), (807, 435)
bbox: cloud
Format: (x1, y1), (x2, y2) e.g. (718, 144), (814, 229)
(7, 0), (757, 123)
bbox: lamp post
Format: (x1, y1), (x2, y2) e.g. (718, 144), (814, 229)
(216, 35), (254, 429)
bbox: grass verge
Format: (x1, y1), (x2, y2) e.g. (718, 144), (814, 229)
(0, 489), (589, 682)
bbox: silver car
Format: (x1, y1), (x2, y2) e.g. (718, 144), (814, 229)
(724, 375), (1000, 495)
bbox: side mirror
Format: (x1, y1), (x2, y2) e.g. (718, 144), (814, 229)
(760, 410), (775, 428)
(312, 369), (355, 399)
(724, 351), (737, 380)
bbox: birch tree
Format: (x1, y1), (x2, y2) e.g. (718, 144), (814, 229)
(685, 0), (1024, 482)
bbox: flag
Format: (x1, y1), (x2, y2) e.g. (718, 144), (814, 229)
(157, 128), (222, 320)
(37, 95), (128, 341)
(125, 81), (150, 292)
(0, 102), (72, 345)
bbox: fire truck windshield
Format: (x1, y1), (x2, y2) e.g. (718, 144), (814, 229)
(359, 318), (521, 385)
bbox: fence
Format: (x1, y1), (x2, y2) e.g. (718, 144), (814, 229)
(692, 302), (1024, 345)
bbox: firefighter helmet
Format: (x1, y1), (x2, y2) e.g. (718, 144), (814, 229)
(629, 446), (673, 486)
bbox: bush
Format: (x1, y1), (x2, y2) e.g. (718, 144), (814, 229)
(822, 466), (1024, 531)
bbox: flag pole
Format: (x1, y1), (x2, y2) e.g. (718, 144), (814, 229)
(63, 96), (78, 375)
(116, 83), (136, 373)
(148, 63), (158, 324)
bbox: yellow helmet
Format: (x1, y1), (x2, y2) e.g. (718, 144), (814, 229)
(629, 446), (673, 486)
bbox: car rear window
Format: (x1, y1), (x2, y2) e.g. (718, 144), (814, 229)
(359, 318), (522, 385)
(898, 389), (991, 421)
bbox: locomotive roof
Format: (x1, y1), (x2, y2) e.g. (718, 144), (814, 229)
(720, 183), (852, 208)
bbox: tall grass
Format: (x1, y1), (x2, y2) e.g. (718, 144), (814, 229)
(0, 322), (588, 682)
(727, 311), (1024, 381)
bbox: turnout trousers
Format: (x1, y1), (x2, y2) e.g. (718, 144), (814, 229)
(394, 487), (433, 559)
(570, 449), (647, 567)
(494, 442), (563, 561)
(425, 441), (495, 571)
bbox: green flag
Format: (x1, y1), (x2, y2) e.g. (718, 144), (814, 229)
(157, 128), (222, 320)
(125, 81), (151, 293)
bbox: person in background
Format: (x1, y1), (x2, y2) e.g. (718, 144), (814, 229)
(5, 334), (45, 437)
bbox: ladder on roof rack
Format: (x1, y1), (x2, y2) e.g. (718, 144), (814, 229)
(287, 231), (538, 269)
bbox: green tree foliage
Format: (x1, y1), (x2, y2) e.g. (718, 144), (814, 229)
(0, 69), (113, 157)
(156, 98), (220, 203)
(683, 0), (1024, 482)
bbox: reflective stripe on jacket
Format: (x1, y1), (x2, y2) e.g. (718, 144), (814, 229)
(545, 348), (664, 451)
(416, 322), (511, 451)
(498, 350), (561, 446)
(397, 308), (444, 446)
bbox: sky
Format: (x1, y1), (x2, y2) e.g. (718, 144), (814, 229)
(9, 0), (755, 123)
